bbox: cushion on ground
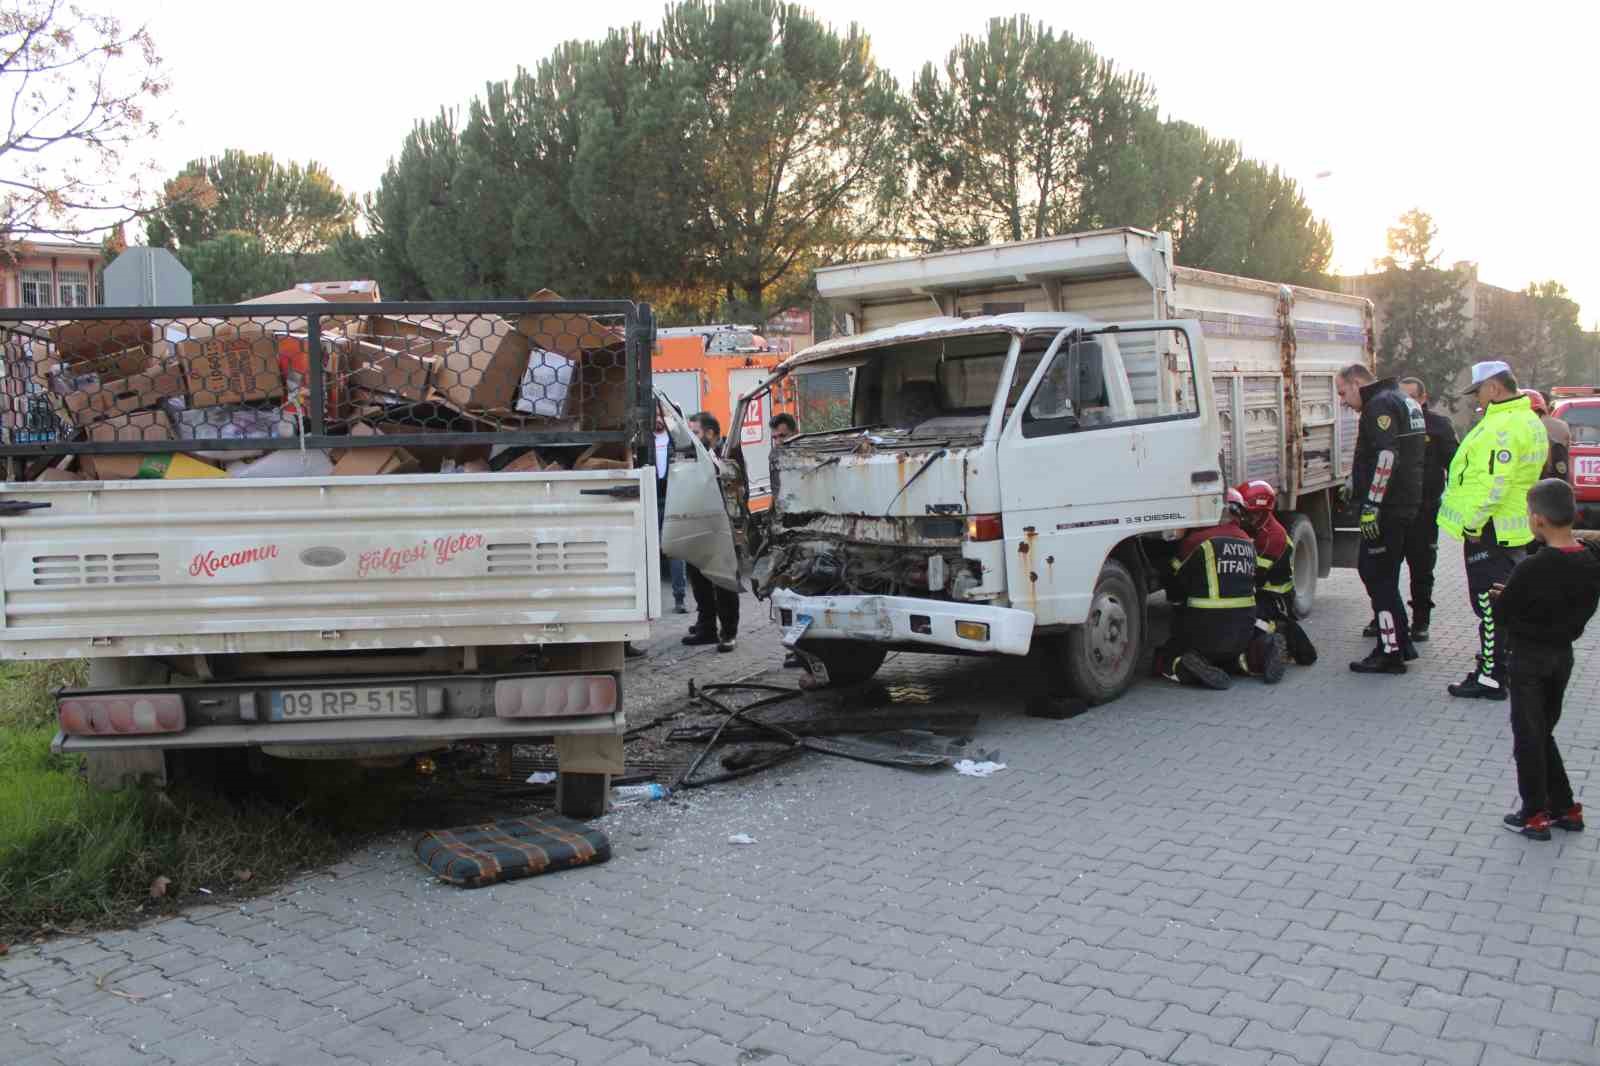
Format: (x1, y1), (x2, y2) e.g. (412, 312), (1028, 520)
(415, 815), (611, 887)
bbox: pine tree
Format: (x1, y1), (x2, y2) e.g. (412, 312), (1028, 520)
(1372, 209), (1471, 403)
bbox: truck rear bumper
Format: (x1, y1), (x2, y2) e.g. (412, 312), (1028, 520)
(55, 711), (624, 754)
(768, 590), (1034, 656)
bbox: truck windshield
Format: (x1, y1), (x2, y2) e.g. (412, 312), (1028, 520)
(819, 331), (1018, 441)
(1565, 406), (1600, 444)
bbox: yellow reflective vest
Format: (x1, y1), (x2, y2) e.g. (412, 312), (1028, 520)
(1437, 394), (1548, 546)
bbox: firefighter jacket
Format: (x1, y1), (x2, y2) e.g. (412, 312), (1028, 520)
(1351, 378), (1427, 519)
(1438, 394), (1548, 546)
(1166, 520), (1258, 652)
(1250, 513), (1295, 599)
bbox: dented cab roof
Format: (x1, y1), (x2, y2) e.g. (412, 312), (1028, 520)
(780, 312), (1101, 370)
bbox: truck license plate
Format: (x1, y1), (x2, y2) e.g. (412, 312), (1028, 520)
(269, 686), (418, 721)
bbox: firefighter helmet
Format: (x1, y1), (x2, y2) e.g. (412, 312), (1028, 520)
(1522, 388), (1547, 414)
(1235, 479), (1277, 513)
(1225, 486), (1247, 517)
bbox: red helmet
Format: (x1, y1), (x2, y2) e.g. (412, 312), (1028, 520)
(1224, 486), (1246, 516)
(1235, 479), (1277, 512)
(1522, 388), (1547, 414)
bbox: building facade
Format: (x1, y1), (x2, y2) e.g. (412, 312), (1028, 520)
(0, 240), (104, 308)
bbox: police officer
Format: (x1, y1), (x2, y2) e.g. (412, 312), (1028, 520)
(1155, 488), (1283, 689)
(1338, 364), (1426, 674)
(1524, 390), (1571, 482)
(1396, 377), (1457, 641)
(1438, 361), (1548, 699)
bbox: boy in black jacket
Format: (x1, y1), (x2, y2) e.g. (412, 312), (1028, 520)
(1494, 479), (1600, 839)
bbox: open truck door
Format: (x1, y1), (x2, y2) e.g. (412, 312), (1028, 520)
(658, 392), (748, 591)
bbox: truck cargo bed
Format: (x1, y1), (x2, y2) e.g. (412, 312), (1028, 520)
(0, 469), (657, 659)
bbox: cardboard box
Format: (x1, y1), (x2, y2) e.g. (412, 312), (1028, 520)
(348, 340), (436, 403)
(63, 368), (185, 428)
(86, 453), (227, 480)
(36, 467), (82, 482)
(362, 315), (457, 355)
(500, 449), (562, 474)
(177, 336), (285, 407)
(51, 320), (157, 370)
(330, 423), (417, 477)
(87, 410), (175, 443)
(297, 280), (381, 303)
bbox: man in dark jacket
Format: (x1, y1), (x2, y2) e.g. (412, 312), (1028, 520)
(1338, 364), (1427, 673)
(1391, 377), (1458, 640)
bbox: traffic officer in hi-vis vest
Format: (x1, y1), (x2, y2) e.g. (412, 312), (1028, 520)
(1438, 360), (1548, 700)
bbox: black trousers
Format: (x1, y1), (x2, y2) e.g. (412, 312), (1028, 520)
(1259, 592), (1317, 666)
(1404, 505), (1441, 617)
(1358, 514), (1412, 656)
(687, 564), (739, 638)
(1507, 641), (1575, 816)
(1464, 535), (1525, 681)
(1155, 609), (1256, 675)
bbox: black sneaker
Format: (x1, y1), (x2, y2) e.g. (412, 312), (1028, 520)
(1403, 643), (1420, 662)
(783, 651), (802, 668)
(673, 599), (689, 615)
(1260, 636), (1286, 684)
(1350, 649), (1406, 674)
(717, 636), (737, 653)
(623, 642), (647, 659)
(1362, 620), (1379, 638)
(1177, 654), (1232, 690)
(1552, 804), (1585, 832)
(1447, 673), (1506, 700)
(1411, 625), (1430, 642)
(681, 632), (719, 647)
(1503, 810), (1552, 840)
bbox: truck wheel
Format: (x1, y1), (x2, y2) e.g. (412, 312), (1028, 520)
(1062, 560), (1142, 706)
(557, 772), (610, 819)
(795, 641), (886, 686)
(1287, 513), (1318, 618)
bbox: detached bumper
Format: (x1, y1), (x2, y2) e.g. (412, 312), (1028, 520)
(769, 590), (1034, 656)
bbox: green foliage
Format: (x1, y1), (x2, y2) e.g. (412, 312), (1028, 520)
(1373, 209), (1471, 402)
(0, 659), (88, 731)
(146, 150), (358, 257)
(1483, 280), (1588, 390)
(178, 232), (295, 304)
(904, 16), (1331, 284)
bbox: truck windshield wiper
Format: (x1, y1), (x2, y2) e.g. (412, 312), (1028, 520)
(882, 448), (948, 516)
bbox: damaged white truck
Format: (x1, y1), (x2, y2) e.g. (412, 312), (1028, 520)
(678, 228), (1373, 704)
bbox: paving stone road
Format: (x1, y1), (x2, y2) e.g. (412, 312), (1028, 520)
(5, 551), (1600, 1066)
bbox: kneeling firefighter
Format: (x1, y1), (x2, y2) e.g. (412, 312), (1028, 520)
(1155, 488), (1286, 689)
(1235, 479), (1317, 666)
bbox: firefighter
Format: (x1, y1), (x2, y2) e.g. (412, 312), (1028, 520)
(1438, 361), (1548, 699)
(1154, 488), (1284, 689)
(1234, 479), (1317, 666)
(1524, 390), (1571, 482)
(1337, 364), (1427, 675)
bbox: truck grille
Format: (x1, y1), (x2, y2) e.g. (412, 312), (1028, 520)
(486, 541), (608, 575)
(32, 552), (161, 587)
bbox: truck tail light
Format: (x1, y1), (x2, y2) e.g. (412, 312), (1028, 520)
(59, 694), (185, 737)
(965, 514), (1004, 542)
(494, 675), (618, 719)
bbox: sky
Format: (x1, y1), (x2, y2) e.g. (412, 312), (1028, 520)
(113, 0), (1600, 322)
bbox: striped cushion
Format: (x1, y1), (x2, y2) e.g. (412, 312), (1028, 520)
(415, 815), (610, 887)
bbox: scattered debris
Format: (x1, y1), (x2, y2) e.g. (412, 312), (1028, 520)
(728, 834), (757, 845)
(525, 771), (557, 785)
(612, 783), (670, 805)
(415, 815), (610, 888)
(234, 869), (253, 883)
(953, 759), (1007, 778)
(148, 876), (170, 899)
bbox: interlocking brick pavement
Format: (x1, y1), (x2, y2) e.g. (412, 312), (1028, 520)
(5, 550), (1600, 1065)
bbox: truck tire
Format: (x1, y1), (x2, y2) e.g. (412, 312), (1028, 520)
(1287, 513), (1318, 618)
(1062, 560), (1142, 706)
(795, 641), (886, 687)
(557, 771), (610, 819)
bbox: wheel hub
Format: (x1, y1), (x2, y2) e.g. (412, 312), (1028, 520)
(1087, 592), (1131, 676)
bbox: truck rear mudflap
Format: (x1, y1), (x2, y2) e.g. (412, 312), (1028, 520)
(0, 469), (657, 659)
(769, 589), (1034, 656)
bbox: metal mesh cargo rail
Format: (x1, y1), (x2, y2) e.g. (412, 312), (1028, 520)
(0, 300), (656, 478)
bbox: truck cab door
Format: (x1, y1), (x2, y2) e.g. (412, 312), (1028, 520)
(658, 393), (748, 592)
(996, 321), (1222, 625)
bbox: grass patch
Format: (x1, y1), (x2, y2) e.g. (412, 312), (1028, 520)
(0, 658), (87, 731)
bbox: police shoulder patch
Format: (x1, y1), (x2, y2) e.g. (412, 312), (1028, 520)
(1497, 449), (1512, 463)
(1376, 414), (1391, 430)
(1558, 461), (1568, 474)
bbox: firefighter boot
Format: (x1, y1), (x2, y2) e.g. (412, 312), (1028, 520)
(1410, 601), (1432, 643)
